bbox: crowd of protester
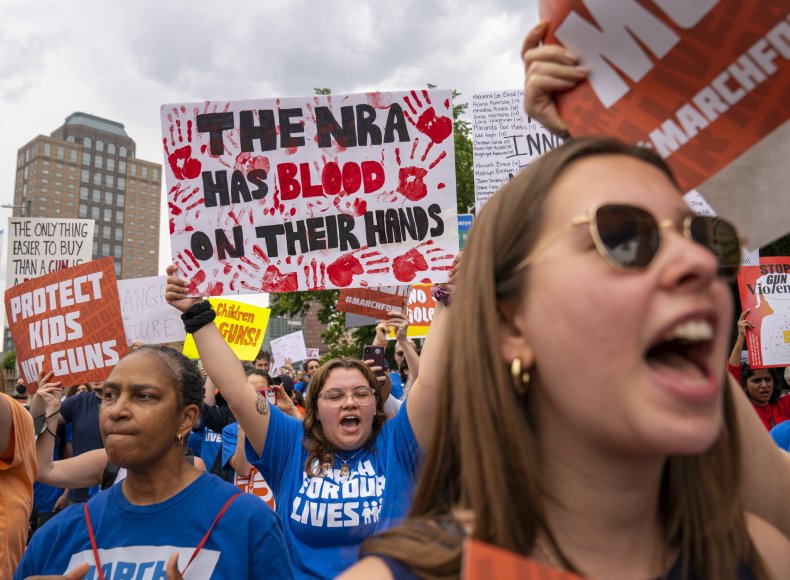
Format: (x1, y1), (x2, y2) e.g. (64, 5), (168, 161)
(2, 20), (790, 580)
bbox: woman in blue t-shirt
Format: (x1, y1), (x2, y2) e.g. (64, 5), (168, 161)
(16, 345), (291, 580)
(165, 275), (454, 579)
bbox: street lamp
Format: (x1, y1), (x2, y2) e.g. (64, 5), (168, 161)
(0, 199), (31, 216)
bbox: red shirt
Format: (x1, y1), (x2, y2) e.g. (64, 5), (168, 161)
(727, 362), (790, 430)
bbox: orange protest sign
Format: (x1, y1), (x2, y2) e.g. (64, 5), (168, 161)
(5, 257), (128, 391)
(235, 467), (276, 510)
(336, 287), (409, 319)
(540, 0), (790, 193)
(388, 284), (435, 339)
(462, 539), (585, 579)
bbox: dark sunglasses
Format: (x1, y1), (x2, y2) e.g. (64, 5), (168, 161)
(516, 203), (743, 280)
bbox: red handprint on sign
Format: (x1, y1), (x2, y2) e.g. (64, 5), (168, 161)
(402, 90), (453, 145)
(392, 241), (455, 283)
(164, 106), (202, 181)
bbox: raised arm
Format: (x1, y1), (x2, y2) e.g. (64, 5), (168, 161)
(728, 309), (753, 368)
(165, 264), (271, 456)
(34, 374), (106, 489)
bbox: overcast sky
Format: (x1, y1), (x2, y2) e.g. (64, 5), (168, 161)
(0, 0), (539, 312)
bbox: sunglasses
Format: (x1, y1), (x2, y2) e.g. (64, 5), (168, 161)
(516, 203), (743, 279)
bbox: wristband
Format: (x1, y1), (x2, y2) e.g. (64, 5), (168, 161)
(431, 284), (452, 307)
(181, 301), (216, 334)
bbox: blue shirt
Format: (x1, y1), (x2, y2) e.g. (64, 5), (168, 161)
(15, 472), (293, 579)
(60, 392), (103, 502)
(388, 372), (404, 400)
(769, 420), (790, 451)
(246, 404), (422, 579)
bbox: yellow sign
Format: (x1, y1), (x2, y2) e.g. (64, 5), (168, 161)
(183, 299), (270, 361)
(387, 285), (435, 340)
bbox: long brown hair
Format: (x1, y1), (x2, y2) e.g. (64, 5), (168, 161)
(302, 357), (388, 477)
(362, 138), (766, 579)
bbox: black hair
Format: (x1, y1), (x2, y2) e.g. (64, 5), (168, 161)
(246, 368), (272, 387)
(256, 349), (272, 363)
(740, 364), (781, 404)
(133, 345), (203, 408)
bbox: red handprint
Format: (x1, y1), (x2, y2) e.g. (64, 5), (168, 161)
(326, 249), (387, 288)
(164, 106), (202, 181)
(402, 90), (453, 145)
(392, 241), (455, 283)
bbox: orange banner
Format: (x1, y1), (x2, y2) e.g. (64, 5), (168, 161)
(336, 287), (409, 319)
(462, 539), (584, 579)
(5, 257), (128, 391)
(540, 0), (790, 193)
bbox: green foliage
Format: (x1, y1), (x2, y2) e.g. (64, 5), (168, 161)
(270, 85), (474, 356)
(2, 351), (16, 370)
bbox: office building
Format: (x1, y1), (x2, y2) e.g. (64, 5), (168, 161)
(12, 112), (162, 280)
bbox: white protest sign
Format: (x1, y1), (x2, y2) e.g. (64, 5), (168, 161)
(682, 190), (759, 267)
(162, 90), (459, 295)
(117, 276), (186, 345)
(6, 218), (94, 287)
(270, 330), (308, 371)
(472, 89), (565, 210)
(305, 348), (319, 360)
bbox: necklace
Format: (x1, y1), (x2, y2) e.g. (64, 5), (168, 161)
(536, 536), (564, 570)
(336, 448), (365, 477)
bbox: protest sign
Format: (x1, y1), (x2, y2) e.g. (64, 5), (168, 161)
(457, 214), (473, 250)
(270, 330), (308, 370)
(540, 1), (790, 248)
(117, 276), (186, 345)
(336, 286), (409, 319)
(183, 298), (270, 361)
(305, 348), (319, 360)
(386, 284), (436, 339)
(737, 257), (790, 368)
(6, 217), (94, 288)
(235, 467), (276, 510)
(462, 539), (583, 579)
(472, 90), (564, 209)
(162, 90), (459, 295)
(4, 257), (127, 390)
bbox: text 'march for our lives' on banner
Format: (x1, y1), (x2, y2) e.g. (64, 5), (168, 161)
(161, 90), (459, 295)
(6, 217), (95, 288)
(4, 257), (128, 391)
(539, 0), (790, 250)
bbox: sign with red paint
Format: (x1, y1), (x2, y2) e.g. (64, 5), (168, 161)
(737, 257), (790, 368)
(182, 298), (270, 361)
(161, 90), (459, 295)
(4, 257), (128, 391)
(540, 1), (790, 198)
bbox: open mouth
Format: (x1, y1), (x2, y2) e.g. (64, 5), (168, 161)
(340, 415), (361, 431)
(645, 318), (719, 403)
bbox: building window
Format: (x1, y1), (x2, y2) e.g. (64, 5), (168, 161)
(117, 177), (125, 191)
(108, 143), (116, 155)
(103, 209), (112, 222)
(118, 160), (126, 173)
(94, 156), (102, 169)
(79, 205), (88, 218)
(152, 169), (159, 181)
(113, 246), (122, 258)
(83, 137), (92, 148)
(81, 169), (89, 183)
(117, 194), (125, 207)
(107, 158), (115, 172)
(115, 210), (123, 224)
(92, 190), (100, 203)
(56, 146), (64, 160)
(104, 191), (113, 204)
(96, 140), (104, 152)
(141, 166), (148, 179)
(119, 146), (127, 157)
(114, 229), (123, 241)
(70, 150), (78, 163)
(130, 165), (137, 178)
(102, 242), (110, 255)
(114, 262), (122, 277)
(92, 173), (101, 186)
(91, 207), (100, 220)
(67, 136), (76, 143)
(82, 152), (90, 166)
(92, 241), (98, 255)
(103, 225), (111, 238)
(43, 143), (51, 156)
(105, 175), (114, 187)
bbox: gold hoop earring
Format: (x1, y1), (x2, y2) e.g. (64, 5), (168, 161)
(176, 431), (183, 444)
(510, 358), (530, 395)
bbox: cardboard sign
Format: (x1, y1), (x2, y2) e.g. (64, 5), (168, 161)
(336, 286), (409, 319)
(5, 257), (128, 390)
(462, 539), (584, 579)
(117, 276), (186, 345)
(541, 2), (790, 248)
(183, 298), (270, 361)
(6, 218), (94, 288)
(472, 90), (564, 210)
(162, 90), (459, 295)
(235, 467), (276, 510)
(270, 330), (308, 370)
(737, 257), (790, 368)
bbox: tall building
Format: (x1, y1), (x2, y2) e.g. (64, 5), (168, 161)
(12, 112), (162, 280)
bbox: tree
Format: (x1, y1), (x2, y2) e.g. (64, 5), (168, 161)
(270, 86), (474, 359)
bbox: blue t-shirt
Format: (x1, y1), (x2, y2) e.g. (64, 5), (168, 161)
(60, 392), (104, 503)
(246, 404), (422, 579)
(388, 372), (404, 400)
(15, 472), (293, 580)
(769, 420), (790, 451)
(221, 422), (241, 472)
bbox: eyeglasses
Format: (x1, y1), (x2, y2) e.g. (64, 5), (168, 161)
(515, 203), (742, 280)
(318, 386), (375, 407)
